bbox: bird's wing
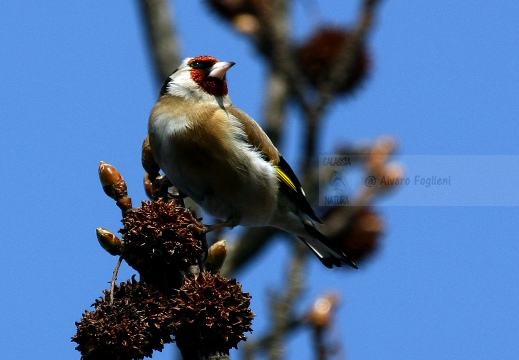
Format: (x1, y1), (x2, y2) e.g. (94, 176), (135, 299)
(227, 106), (322, 223)
(275, 156), (322, 223)
(226, 106), (280, 162)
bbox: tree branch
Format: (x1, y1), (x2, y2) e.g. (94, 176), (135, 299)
(263, 68), (289, 146)
(138, 0), (181, 83)
(268, 242), (308, 360)
(221, 227), (279, 277)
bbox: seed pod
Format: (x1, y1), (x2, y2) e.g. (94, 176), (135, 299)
(142, 136), (160, 180)
(171, 273), (254, 355)
(308, 292), (340, 329)
(379, 163), (405, 191)
(72, 277), (176, 359)
(338, 207), (384, 263)
(99, 161), (127, 200)
(96, 227), (123, 256)
(143, 173), (154, 199)
(297, 26), (370, 95)
(204, 240), (227, 273)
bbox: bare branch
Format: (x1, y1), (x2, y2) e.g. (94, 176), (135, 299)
(221, 227), (279, 277)
(318, 0), (381, 105)
(268, 242), (308, 360)
(263, 68), (289, 146)
(138, 0), (181, 83)
(243, 316), (305, 357)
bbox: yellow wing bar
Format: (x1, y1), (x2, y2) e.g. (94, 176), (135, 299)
(275, 166), (297, 193)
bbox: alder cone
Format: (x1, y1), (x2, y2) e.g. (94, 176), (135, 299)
(297, 27), (370, 95)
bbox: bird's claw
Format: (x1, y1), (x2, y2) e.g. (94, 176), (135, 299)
(187, 222), (208, 234)
(187, 219), (237, 234)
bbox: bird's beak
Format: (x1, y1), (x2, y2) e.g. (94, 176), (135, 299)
(208, 61), (235, 80)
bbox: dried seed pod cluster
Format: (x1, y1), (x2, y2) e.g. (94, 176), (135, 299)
(72, 278), (176, 360)
(86, 161), (254, 356)
(172, 272), (255, 355)
(336, 207), (384, 263)
(120, 199), (205, 276)
(205, 0), (268, 34)
(297, 27), (370, 95)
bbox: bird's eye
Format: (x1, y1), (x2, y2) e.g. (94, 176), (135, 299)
(190, 61), (211, 70)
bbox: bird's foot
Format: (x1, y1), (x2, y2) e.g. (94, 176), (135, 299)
(187, 219), (237, 234)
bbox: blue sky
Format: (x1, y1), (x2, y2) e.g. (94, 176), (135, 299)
(1, 1), (519, 359)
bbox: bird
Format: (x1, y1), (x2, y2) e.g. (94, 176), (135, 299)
(148, 55), (357, 269)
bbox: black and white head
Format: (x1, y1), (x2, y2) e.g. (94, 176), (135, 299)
(160, 55), (235, 102)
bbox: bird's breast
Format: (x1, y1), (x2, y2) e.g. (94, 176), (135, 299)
(148, 99), (279, 226)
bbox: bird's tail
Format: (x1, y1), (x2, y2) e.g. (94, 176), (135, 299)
(299, 222), (357, 269)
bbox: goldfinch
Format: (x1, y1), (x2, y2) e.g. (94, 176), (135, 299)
(148, 55), (357, 269)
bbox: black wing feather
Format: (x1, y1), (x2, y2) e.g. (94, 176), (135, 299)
(277, 156), (322, 223)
